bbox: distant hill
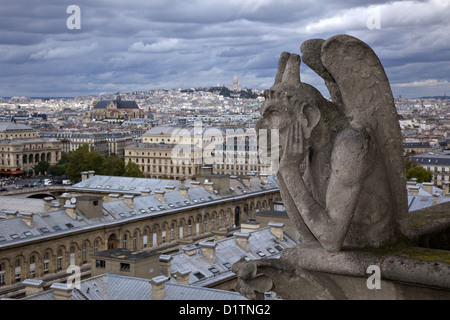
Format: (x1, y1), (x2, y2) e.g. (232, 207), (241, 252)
(418, 96), (449, 99)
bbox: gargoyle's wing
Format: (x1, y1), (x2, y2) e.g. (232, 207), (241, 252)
(300, 38), (343, 109)
(320, 34), (410, 238)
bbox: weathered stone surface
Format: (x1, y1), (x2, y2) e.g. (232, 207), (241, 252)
(234, 34), (450, 299)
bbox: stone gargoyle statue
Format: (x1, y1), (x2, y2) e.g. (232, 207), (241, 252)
(232, 34), (412, 299)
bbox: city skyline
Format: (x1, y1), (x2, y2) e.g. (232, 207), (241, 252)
(1, 0), (449, 98)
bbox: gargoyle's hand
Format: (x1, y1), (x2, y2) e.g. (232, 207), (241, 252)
(280, 120), (306, 169)
(232, 259), (273, 300)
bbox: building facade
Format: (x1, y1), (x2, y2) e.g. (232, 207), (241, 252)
(0, 173), (280, 295)
(0, 122), (61, 176)
(412, 150), (450, 186)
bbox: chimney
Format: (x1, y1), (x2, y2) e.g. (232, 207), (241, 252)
(81, 171), (88, 181)
(64, 204), (77, 220)
(180, 178), (186, 187)
(23, 279), (44, 296)
(242, 176), (251, 188)
(191, 181), (200, 187)
(234, 232), (251, 251)
(165, 185), (175, 192)
(422, 182), (434, 195)
(123, 194), (135, 208)
(150, 275), (169, 300)
(51, 283), (73, 300)
(5, 210), (18, 219)
(88, 170), (95, 179)
(178, 186), (189, 198)
(154, 190), (165, 203)
(43, 196), (54, 211)
(433, 192), (440, 205)
(269, 222), (284, 241)
(140, 189), (151, 196)
(259, 173), (269, 183)
(240, 219), (260, 233)
(105, 193), (120, 202)
(175, 269), (191, 286)
(20, 212), (34, 228)
(204, 181), (214, 194)
(199, 241), (217, 262)
(443, 181), (450, 196)
(408, 185), (420, 195)
(182, 244), (198, 256)
(159, 255), (173, 277)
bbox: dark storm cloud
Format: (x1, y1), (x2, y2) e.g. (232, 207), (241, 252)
(0, 0), (449, 97)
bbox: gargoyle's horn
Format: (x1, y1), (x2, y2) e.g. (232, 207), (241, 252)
(274, 52), (291, 84)
(281, 54), (301, 84)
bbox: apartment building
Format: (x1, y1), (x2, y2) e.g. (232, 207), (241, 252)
(0, 122), (61, 175)
(0, 173), (280, 296)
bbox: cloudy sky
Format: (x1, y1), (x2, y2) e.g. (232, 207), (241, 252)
(1, 0), (449, 98)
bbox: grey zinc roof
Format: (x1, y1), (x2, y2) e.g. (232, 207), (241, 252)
(0, 122), (34, 132)
(0, 209), (90, 244)
(0, 175), (279, 246)
(169, 227), (296, 287)
(0, 196), (45, 213)
(23, 273), (247, 300)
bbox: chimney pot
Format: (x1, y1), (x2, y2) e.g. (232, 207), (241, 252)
(234, 232), (251, 251)
(23, 279), (44, 296)
(269, 222), (284, 241)
(199, 241), (217, 262)
(159, 255), (173, 277)
(20, 212), (34, 228)
(81, 171), (88, 181)
(150, 275), (169, 300)
(50, 283), (73, 300)
(64, 204), (77, 220)
(175, 269), (191, 285)
(123, 194), (135, 208)
(154, 190), (165, 203)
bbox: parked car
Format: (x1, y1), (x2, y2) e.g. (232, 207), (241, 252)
(0, 187), (7, 192)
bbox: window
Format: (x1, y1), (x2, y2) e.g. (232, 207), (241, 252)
(10, 234), (20, 239)
(223, 262), (232, 270)
(96, 260), (105, 268)
(256, 251), (266, 258)
(82, 244), (87, 264)
(39, 227), (49, 233)
(57, 250), (63, 271)
(43, 253), (49, 274)
(94, 240), (99, 253)
(122, 235), (127, 249)
(120, 263), (130, 271)
(193, 271), (205, 280)
(53, 225), (61, 231)
(209, 267), (220, 275)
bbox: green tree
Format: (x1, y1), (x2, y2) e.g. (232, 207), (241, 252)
(100, 154), (125, 176)
(65, 144), (105, 182)
(34, 160), (50, 175)
(122, 161), (142, 177)
(406, 166), (433, 183)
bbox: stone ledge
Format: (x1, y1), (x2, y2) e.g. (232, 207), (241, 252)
(281, 242), (450, 290)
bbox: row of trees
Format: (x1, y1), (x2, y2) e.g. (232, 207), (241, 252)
(34, 144), (142, 182)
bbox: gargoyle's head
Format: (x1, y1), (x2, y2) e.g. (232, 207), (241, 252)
(256, 52), (326, 159)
